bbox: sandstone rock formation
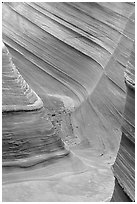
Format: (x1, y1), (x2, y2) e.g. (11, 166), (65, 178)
(2, 43), (69, 166)
(2, 42), (43, 112)
(2, 2), (135, 202)
(111, 42), (135, 201)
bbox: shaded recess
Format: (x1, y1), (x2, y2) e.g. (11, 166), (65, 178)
(2, 2), (135, 202)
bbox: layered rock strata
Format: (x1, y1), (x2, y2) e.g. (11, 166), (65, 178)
(112, 42), (135, 201)
(2, 44), (69, 166)
(2, 43), (43, 112)
(2, 43), (115, 202)
(2, 2), (135, 201)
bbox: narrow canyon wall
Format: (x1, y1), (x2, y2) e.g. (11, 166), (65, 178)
(2, 2), (135, 202)
(112, 42), (135, 201)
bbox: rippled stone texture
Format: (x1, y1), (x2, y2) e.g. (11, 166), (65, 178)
(2, 44), (69, 166)
(112, 42), (135, 201)
(2, 2), (135, 202)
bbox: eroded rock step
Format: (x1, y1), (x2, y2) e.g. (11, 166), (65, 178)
(3, 151), (115, 202)
(2, 109), (69, 167)
(2, 44), (69, 167)
(2, 43), (115, 202)
(2, 43), (43, 111)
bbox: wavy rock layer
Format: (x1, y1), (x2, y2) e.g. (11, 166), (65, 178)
(2, 2), (135, 202)
(2, 44), (69, 166)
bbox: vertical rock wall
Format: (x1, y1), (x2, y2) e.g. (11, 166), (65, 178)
(112, 42), (135, 201)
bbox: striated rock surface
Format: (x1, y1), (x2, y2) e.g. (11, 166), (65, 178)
(2, 2), (135, 202)
(2, 42), (115, 203)
(2, 43), (69, 166)
(112, 42), (135, 201)
(2, 43), (43, 112)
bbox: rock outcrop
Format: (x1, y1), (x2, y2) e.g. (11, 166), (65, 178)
(2, 42), (43, 112)
(2, 2), (135, 202)
(2, 43), (69, 167)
